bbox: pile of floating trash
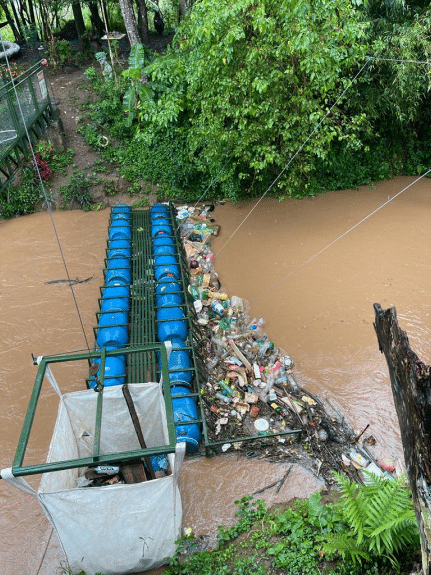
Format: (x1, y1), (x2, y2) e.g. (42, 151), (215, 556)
(175, 203), (404, 488)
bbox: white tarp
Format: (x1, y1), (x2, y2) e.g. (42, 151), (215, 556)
(2, 382), (185, 575)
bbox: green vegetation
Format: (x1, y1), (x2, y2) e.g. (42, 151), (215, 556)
(72, 0), (431, 203)
(58, 168), (101, 210)
(167, 473), (419, 575)
(0, 145), (74, 219)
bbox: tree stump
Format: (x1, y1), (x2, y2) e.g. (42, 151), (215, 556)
(373, 303), (431, 575)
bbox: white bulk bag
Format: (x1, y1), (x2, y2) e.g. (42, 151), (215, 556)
(2, 382), (185, 575)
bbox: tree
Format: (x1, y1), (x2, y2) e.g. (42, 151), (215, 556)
(0, 0), (22, 41)
(119, 0), (140, 46)
(140, 0), (368, 197)
(374, 303), (431, 575)
(136, 0), (149, 46)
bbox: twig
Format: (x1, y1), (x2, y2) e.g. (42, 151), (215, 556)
(354, 424), (370, 442)
(251, 479), (279, 495)
(276, 465), (292, 493)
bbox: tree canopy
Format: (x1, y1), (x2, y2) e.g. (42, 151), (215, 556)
(139, 0), (370, 196)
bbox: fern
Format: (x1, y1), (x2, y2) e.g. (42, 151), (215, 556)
(321, 472), (419, 566)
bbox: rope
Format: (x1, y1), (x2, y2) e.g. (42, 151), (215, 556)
(366, 55), (431, 65)
(0, 32), (93, 358)
(250, 168), (431, 303)
(214, 58), (371, 257)
(34, 527), (54, 575)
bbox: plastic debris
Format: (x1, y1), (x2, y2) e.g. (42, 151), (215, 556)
(175, 203), (392, 489)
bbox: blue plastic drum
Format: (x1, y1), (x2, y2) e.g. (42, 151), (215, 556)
(105, 261), (131, 285)
(112, 204), (131, 213)
(102, 285), (130, 302)
(108, 239), (131, 259)
(88, 355), (126, 389)
(158, 338), (193, 387)
(153, 243), (176, 256)
(151, 224), (172, 238)
(150, 204), (169, 215)
(111, 213), (131, 224)
(154, 255), (180, 281)
(106, 257), (130, 271)
(170, 386), (201, 453)
(155, 280), (183, 306)
(157, 306), (188, 342)
(153, 235), (175, 248)
(97, 325), (129, 348)
(101, 296), (129, 312)
(109, 225), (132, 241)
(98, 310), (128, 328)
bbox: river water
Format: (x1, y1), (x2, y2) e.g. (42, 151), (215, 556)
(1, 176), (431, 573)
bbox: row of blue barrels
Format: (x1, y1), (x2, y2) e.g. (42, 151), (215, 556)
(89, 204), (132, 390)
(151, 203), (201, 453)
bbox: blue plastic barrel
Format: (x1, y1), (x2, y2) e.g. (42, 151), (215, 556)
(101, 296), (129, 312)
(155, 280), (183, 306)
(154, 255), (180, 281)
(159, 338), (193, 387)
(102, 285), (130, 302)
(108, 244), (131, 259)
(111, 212), (131, 223)
(112, 204), (131, 213)
(88, 355), (126, 389)
(170, 386), (201, 453)
(105, 262), (131, 285)
(150, 204), (169, 214)
(151, 212), (171, 225)
(157, 306), (188, 342)
(153, 235), (175, 248)
(151, 225), (172, 239)
(110, 219), (132, 228)
(98, 310), (128, 328)
(109, 226), (132, 241)
(153, 243), (176, 256)
(97, 325), (129, 348)
(106, 257), (131, 271)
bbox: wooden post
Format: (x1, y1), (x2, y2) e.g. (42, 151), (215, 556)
(373, 303), (431, 575)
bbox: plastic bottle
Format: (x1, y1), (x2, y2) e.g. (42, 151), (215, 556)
(94, 465), (120, 475)
(211, 300), (225, 317)
(286, 373), (299, 391)
(219, 380), (234, 396)
(282, 355), (294, 369)
(268, 402), (287, 418)
(346, 449), (369, 468)
(207, 356), (219, 370)
(215, 392), (232, 403)
(210, 272), (221, 290)
(257, 341), (274, 359)
(274, 366), (288, 386)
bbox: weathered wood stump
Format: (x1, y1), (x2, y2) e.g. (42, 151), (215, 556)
(373, 303), (431, 575)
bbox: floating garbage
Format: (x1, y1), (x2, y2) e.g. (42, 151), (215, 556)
(174, 203), (395, 488)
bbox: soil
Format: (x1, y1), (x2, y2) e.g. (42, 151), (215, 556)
(12, 32), (174, 209)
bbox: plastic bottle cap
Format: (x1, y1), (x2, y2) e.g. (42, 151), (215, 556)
(254, 418), (269, 432)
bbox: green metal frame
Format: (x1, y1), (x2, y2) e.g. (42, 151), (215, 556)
(11, 344), (176, 478)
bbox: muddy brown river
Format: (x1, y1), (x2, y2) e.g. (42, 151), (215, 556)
(1, 176), (431, 574)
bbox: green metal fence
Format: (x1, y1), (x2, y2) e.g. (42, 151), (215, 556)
(11, 345), (176, 478)
(0, 60), (53, 192)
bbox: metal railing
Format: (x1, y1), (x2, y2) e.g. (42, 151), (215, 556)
(0, 60), (53, 192)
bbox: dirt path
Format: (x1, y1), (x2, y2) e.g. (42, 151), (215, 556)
(10, 33), (174, 209)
